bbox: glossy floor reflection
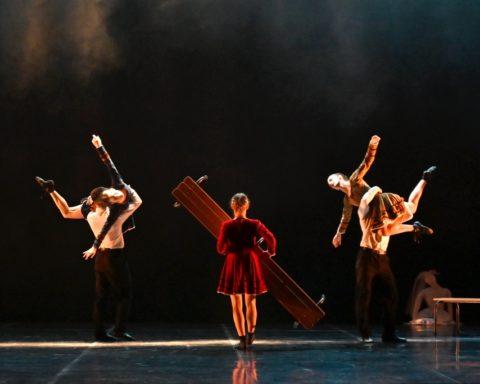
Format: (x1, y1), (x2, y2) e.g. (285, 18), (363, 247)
(1, 323), (479, 383)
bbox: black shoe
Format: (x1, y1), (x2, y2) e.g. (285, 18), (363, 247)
(34, 176), (55, 195)
(247, 332), (255, 346)
(413, 221), (434, 243)
(95, 333), (118, 342)
(422, 166), (437, 182)
(112, 332), (135, 341)
(382, 335), (407, 344)
(235, 336), (247, 351)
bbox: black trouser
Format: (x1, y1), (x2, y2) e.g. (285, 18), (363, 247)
(93, 249), (132, 336)
(355, 247), (397, 339)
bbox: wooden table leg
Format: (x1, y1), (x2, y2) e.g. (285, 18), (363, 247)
(456, 303), (460, 335)
(434, 301), (439, 337)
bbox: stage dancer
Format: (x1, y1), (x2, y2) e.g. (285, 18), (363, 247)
(327, 135), (436, 248)
(355, 186), (406, 343)
(217, 193), (276, 350)
(35, 135), (142, 342)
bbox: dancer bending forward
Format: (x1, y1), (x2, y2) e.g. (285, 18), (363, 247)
(35, 135), (141, 342)
(217, 193), (276, 350)
(327, 135), (436, 248)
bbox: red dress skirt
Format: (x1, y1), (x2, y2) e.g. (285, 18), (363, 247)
(216, 218), (277, 295)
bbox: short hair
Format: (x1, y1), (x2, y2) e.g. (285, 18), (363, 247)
(90, 186), (109, 206)
(230, 193), (249, 210)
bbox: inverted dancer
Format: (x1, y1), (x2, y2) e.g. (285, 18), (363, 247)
(355, 186), (406, 343)
(217, 193), (276, 350)
(35, 135), (142, 342)
(327, 135), (436, 248)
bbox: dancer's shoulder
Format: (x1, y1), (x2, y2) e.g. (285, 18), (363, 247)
(246, 218), (264, 227)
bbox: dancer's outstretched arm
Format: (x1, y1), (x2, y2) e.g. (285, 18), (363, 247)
(333, 198), (353, 247)
(49, 190), (84, 219)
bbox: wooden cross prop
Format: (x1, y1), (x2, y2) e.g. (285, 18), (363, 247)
(172, 176), (325, 329)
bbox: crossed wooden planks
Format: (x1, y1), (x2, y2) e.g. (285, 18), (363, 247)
(172, 176), (325, 329)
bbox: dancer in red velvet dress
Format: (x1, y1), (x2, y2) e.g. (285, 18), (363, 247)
(217, 193), (276, 350)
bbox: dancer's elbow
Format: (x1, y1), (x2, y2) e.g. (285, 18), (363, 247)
(62, 209), (83, 219)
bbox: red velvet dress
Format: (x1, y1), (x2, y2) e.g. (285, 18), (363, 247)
(217, 218), (277, 295)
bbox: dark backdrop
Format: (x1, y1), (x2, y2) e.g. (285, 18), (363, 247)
(1, 0), (479, 324)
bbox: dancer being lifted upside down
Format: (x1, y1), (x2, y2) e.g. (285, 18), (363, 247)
(35, 134), (142, 342)
(216, 193), (276, 350)
(327, 135), (436, 248)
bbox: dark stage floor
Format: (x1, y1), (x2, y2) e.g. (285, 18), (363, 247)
(1, 323), (479, 383)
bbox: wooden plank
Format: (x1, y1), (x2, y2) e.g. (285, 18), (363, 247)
(433, 298), (480, 304)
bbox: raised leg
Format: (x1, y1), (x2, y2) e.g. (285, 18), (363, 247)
(381, 224), (414, 236)
(407, 179), (427, 215)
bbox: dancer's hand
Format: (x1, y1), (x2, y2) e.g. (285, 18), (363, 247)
(91, 135), (102, 148)
(369, 135), (381, 147)
(267, 250), (276, 258)
(83, 246), (97, 259)
(332, 233), (342, 248)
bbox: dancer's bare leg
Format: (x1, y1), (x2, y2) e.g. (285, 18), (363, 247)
(230, 294), (246, 336)
(245, 294), (257, 333)
(377, 208), (414, 236)
(387, 168), (436, 241)
(379, 201), (433, 238)
(378, 178), (428, 236)
(407, 179), (427, 215)
(383, 224), (414, 236)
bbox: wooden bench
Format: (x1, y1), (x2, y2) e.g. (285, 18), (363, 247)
(433, 297), (480, 336)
